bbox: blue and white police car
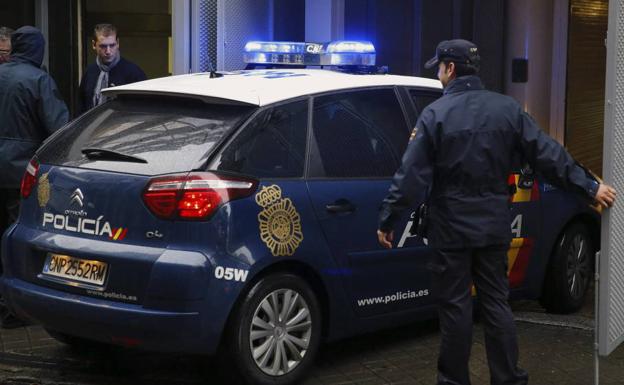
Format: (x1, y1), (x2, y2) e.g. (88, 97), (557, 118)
(1, 41), (599, 384)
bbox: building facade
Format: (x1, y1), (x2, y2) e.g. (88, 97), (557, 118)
(0, 0), (608, 175)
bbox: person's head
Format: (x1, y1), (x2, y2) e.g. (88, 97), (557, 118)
(0, 26), (13, 63)
(424, 39), (480, 87)
(10, 26), (45, 67)
(92, 23), (119, 64)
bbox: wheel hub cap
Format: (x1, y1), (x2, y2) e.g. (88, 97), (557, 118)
(274, 325), (286, 339)
(249, 288), (313, 377)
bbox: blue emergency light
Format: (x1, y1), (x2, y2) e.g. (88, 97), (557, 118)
(243, 40), (376, 67)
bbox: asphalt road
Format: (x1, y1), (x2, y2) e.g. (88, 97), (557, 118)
(1, 288), (623, 385)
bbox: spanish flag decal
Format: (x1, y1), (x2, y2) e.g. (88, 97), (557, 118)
(471, 236), (535, 296)
(507, 237), (534, 288)
(508, 174), (540, 202)
(110, 227), (128, 241)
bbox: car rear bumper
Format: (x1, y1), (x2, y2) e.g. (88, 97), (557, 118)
(1, 277), (220, 354)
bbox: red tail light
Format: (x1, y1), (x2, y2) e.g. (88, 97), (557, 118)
(142, 172), (258, 220)
(20, 158), (40, 199)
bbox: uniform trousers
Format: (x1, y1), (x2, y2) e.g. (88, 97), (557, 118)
(429, 245), (528, 385)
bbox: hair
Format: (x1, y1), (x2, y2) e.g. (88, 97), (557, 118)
(93, 23), (118, 41)
(0, 26), (14, 41)
(443, 60), (479, 77)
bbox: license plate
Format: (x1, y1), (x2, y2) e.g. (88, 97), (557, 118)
(42, 253), (108, 286)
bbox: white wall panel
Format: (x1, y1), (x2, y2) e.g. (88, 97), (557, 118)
(217, 0), (271, 71)
(599, 0), (624, 357)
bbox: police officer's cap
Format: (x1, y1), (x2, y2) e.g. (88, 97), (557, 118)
(424, 39), (480, 69)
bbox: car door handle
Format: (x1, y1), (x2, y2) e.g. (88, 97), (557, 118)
(325, 199), (356, 213)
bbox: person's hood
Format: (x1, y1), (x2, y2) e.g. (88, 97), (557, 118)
(10, 26), (44, 67)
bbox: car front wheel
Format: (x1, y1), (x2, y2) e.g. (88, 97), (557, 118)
(227, 273), (322, 385)
(541, 222), (593, 314)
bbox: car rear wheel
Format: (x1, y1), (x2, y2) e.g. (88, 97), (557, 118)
(226, 273), (322, 385)
(540, 222), (593, 314)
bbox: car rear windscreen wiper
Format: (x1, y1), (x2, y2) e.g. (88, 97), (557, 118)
(81, 147), (148, 164)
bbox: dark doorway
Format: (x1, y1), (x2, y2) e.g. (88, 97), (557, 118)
(0, 1), (35, 28)
(565, 0), (608, 176)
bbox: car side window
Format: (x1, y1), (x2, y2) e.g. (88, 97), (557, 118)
(408, 89), (441, 116)
(212, 100), (308, 178)
(309, 89), (409, 178)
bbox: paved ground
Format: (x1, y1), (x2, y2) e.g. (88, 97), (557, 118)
(0, 287), (623, 385)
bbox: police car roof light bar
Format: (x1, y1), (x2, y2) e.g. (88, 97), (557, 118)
(244, 41), (306, 54)
(326, 41), (375, 54)
(243, 40), (376, 68)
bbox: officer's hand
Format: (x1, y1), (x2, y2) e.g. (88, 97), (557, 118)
(377, 229), (394, 249)
(595, 183), (617, 209)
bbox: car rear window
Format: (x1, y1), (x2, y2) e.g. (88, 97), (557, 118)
(37, 96), (255, 175)
(210, 99), (309, 178)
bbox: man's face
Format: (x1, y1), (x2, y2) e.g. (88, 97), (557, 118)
(437, 62), (453, 88)
(92, 33), (119, 64)
(0, 39), (11, 62)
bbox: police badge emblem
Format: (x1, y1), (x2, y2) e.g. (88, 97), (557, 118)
(255, 185), (303, 257)
(37, 173), (50, 207)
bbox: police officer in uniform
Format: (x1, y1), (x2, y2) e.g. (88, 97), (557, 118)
(377, 39), (616, 385)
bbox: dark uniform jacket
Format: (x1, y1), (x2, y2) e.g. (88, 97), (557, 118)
(79, 57), (146, 113)
(0, 26), (69, 189)
(379, 75), (597, 248)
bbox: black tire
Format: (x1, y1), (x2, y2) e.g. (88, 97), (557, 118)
(225, 273), (322, 385)
(540, 222), (594, 314)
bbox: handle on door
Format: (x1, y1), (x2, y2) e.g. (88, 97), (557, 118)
(518, 164), (535, 189)
(325, 199), (356, 213)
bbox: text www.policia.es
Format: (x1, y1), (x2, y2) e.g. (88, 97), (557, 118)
(357, 289), (430, 307)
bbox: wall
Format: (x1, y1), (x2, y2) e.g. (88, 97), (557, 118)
(273, 0), (304, 41)
(218, 0), (272, 70)
(49, 0), (80, 116)
(504, 0), (555, 133)
(343, 0), (505, 91)
(0, 0), (35, 29)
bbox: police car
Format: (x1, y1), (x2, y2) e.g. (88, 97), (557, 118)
(1, 41), (599, 385)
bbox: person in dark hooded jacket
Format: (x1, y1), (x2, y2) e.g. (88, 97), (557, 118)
(0, 26), (68, 191)
(0, 26), (68, 328)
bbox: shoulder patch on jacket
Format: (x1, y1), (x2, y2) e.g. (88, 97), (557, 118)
(409, 127), (419, 141)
